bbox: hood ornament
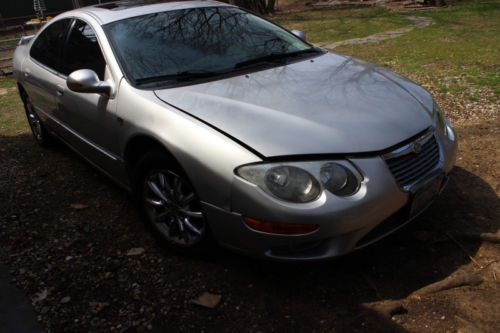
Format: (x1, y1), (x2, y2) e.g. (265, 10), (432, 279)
(412, 142), (423, 154)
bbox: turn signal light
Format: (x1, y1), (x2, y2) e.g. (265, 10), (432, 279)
(243, 217), (318, 235)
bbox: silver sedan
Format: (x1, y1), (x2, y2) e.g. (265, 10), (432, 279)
(13, 0), (458, 261)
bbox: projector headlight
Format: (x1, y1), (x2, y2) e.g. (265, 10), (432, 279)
(236, 161), (361, 203)
(433, 100), (446, 133)
(320, 163), (360, 196)
(433, 100), (455, 140)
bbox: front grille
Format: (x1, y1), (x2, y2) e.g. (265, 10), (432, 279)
(384, 131), (440, 188)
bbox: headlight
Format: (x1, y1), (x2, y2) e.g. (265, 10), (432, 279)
(264, 165), (320, 202)
(433, 100), (446, 133)
(320, 163), (360, 196)
(238, 164), (320, 203)
(444, 118), (455, 141)
(433, 100), (455, 140)
(236, 161), (361, 203)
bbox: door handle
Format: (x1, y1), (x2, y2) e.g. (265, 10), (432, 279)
(56, 85), (64, 97)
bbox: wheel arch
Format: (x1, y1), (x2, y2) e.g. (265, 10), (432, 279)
(124, 135), (215, 253)
(123, 134), (182, 184)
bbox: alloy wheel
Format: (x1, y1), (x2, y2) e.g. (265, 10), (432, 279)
(142, 170), (206, 246)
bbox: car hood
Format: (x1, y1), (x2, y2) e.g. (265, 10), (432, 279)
(154, 52), (434, 157)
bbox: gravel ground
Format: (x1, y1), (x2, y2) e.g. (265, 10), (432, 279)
(0, 99), (499, 332)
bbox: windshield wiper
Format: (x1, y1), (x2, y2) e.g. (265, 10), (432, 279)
(234, 52), (288, 69)
(135, 70), (227, 85)
(234, 48), (322, 69)
(134, 48), (323, 85)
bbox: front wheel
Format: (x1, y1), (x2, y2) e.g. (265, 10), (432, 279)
(134, 152), (213, 254)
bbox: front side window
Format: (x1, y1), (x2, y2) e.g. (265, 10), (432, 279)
(30, 18), (71, 71)
(62, 19), (106, 80)
(104, 6), (317, 87)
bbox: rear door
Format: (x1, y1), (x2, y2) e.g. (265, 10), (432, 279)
(23, 18), (71, 127)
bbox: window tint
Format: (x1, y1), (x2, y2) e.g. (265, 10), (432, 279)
(62, 20), (106, 80)
(30, 19), (71, 71)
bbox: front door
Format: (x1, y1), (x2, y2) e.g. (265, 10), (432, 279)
(57, 19), (122, 176)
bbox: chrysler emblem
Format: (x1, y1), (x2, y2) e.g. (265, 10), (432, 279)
(412, 142), (423, 154)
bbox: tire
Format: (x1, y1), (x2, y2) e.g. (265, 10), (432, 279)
(21, 90), (52, 147)
(133, 151), (213, 255)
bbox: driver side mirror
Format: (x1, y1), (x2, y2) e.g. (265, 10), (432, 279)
(67, 69), (112, 96)
(291, 30), (306, 41)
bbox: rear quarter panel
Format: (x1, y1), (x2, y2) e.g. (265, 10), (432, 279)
(13, 44), (29, 84)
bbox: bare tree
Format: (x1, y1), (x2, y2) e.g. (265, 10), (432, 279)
(108, 6), (287, 80)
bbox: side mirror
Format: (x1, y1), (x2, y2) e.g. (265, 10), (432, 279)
(291, 30), (306, 41)
(67, 69), (112, 96)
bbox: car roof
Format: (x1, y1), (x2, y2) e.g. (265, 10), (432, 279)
(62, 0), (231, 25)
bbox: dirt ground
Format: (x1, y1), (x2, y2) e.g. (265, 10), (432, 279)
(0, 103), (498, 333)
(0, 2), (499, 331)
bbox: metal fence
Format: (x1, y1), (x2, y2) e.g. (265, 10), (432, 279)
(0, 25), (38, 75)
(0, 39), (18, 75)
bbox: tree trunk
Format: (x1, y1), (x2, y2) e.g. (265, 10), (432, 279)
(266, 0), (277, 13)
(228, 0), (276, 14)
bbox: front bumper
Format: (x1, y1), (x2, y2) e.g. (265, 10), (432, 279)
(205, 125), (458, 261)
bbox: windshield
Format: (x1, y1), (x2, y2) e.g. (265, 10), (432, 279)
(104, 6), (316, 86)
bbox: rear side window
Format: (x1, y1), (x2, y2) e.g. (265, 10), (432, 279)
(30, 18), (71, 71)
(61, 19), (106, 80)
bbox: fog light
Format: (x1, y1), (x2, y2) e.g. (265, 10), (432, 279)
(243, 217), (318, 235)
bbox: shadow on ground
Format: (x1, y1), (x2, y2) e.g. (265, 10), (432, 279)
(0, 132), (498, 332)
